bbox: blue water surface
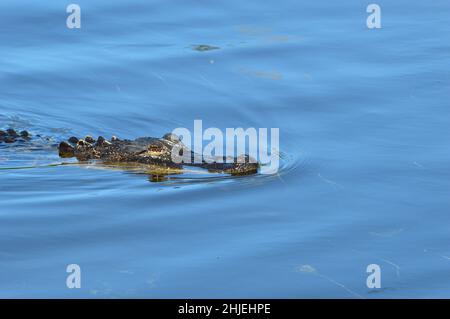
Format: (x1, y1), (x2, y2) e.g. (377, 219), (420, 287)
(0, 0), (449, 298)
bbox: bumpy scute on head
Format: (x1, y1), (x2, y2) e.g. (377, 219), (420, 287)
(3, 129), (260, 177)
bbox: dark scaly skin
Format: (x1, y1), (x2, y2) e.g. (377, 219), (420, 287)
(1, 128), (259, 176)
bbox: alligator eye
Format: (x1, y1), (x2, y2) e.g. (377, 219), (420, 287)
(148, 144), (163, 153)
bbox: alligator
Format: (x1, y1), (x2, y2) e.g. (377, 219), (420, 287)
(0, 128), (259, 177)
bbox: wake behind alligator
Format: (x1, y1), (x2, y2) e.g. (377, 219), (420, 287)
(0, 128), (259, 181)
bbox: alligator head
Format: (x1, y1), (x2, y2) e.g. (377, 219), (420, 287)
(58, 133), (259, 176)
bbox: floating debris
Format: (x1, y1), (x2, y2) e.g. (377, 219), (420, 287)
(295, 265), (316, 273)
(192, 44), (220, 52)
